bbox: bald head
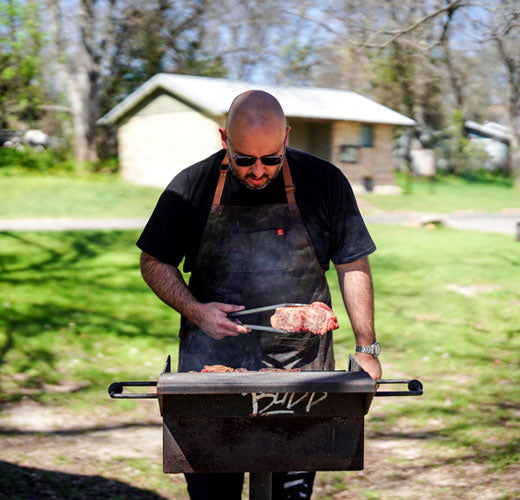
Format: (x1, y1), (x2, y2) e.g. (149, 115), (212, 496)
(219, 90), (289, 190)
(226, 90), (286, 137)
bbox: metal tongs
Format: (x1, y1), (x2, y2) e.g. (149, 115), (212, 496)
(228, 303), (307, 333)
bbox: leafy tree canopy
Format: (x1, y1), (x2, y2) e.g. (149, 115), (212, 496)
(0, 0), (44, 129)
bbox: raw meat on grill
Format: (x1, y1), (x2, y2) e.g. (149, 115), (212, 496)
(201, 364), (235, 373)
(270, 302), (339, 335)
(199, 366), (301, 373)
(259, 368), (301, 372)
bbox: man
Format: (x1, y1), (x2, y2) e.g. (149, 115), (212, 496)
(137, 90), (382, 500)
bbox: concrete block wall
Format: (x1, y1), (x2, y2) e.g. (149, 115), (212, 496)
(118, 111), (222, 188)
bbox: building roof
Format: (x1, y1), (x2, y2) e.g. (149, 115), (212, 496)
(99, 73), (416, 127)
(465, 120), (512, 143)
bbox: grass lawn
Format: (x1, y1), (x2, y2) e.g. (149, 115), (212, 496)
(0, 172), (161, 219)
(0, 225), (519, 498)
(0, 170), (519, 221)
(360, 172), (520, 214)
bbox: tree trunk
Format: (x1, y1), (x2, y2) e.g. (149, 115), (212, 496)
(509, 135), (520, 188)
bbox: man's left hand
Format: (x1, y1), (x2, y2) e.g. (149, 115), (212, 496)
(354, 352), (382, 380)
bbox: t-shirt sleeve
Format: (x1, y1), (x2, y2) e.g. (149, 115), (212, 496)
(136, 173), (191, 267)
(327, 170), (376, 265)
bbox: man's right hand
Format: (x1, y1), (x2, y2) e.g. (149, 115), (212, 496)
(193, 302), (250, 340)
(139, 253), (250, 340)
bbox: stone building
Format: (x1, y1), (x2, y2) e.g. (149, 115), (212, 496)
(99, 74), (415, 192)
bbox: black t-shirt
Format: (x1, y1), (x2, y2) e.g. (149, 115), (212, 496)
(137, 147), (376, 272)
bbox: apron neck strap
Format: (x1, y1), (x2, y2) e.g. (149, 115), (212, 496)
(282, 159), (297, 212)
(211, 158), (297, 212)
(211, 166), (229, 211)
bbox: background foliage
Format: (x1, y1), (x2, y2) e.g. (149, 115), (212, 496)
(0, 0), (519, 179)
(0, 0), (44, 129)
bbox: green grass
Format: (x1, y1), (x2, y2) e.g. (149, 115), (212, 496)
(360, 172), (520, 213)
(1, 170), (518, 221)
(361, 225), (520, 470)
(0, 230), (176, 408)
(0, 225), (519, 496)
(0, 172), (161, 219)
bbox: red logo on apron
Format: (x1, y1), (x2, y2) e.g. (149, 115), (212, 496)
(277, 229), (284, 236)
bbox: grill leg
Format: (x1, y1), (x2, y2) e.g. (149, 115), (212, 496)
(249, 472), (272, 500)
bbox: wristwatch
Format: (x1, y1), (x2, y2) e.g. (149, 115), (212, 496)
(355, 341), (381, 357)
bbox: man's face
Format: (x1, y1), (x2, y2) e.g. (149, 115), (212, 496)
(225, 126), (288, 190)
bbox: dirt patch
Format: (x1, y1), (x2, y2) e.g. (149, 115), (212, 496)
(0, 399), (518, 499)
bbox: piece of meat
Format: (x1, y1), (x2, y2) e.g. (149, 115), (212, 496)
(270, 302), (339, 335)
(199, 366), (300, 373)
(259, 368), (301, 372)
(201, 364), (235, 373)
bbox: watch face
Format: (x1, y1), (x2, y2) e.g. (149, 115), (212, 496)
(373, 342), (381, 355)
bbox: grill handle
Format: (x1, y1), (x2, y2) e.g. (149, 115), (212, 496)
(108, 381), (158, 399)
(374, 379), (423, 397)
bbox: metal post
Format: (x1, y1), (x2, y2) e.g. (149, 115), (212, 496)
(516, 222), (520, 242)
(249, 472), (272, 500)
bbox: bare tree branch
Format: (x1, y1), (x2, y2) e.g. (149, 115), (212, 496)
(357, 0), (467, 49)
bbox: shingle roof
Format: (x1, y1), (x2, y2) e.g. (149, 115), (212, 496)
(99, 73), (416, 127)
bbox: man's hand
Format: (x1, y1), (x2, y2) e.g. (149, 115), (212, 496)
(354, 352), (382, 380)
(140, 253), (250, 340)
(193, 302), (250, 340)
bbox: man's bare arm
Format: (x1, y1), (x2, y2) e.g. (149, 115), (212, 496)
(140, 252), (248, 339)
(335, 257), (382, 380)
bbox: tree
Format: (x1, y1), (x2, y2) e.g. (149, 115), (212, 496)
(45, 0), (124, 162)
(468, 0), (520, 181)
(44, 0), (229, 163)
(0, 0), (44, 129)
(296, 0), (467, 129)
(100, 0), (227, 117)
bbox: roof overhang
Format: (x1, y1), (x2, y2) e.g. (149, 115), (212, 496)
(98, 73), (416, 127)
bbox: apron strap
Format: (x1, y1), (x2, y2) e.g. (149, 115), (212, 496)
(211, 167), (229, 211)
(212, 159), (297, 212)
(282, 160), (297, 212)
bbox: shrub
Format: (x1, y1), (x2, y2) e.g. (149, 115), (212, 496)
(0, 147), (120, 174)
(433, 110), (491, 174)
(0, 146), (77, 173)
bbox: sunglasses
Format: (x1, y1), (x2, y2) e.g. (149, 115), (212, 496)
(227, 140), (286, 167)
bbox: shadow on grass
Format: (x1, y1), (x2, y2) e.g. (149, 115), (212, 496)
(457, 170), (514, 187)
(0, 421), (161, 437)
(0, 460), (167, 500)
(0, 230), (177, 402)
(0, 230), (137, 277)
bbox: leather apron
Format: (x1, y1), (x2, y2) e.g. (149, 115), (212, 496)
(178, 159), (335, 372)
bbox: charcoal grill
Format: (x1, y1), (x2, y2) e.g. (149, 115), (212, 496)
(108, 355), (422, 499)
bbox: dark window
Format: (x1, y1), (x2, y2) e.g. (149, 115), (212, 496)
(361, 124), (373, 147)
(339, 145), (359, 163)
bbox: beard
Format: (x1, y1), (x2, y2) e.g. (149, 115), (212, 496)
(230, 163), (282, 190)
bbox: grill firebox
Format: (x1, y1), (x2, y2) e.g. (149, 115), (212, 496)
(109, 355), (422, 476)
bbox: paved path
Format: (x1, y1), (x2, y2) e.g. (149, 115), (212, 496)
(0, 213), (518, 236)
(364, 211), (520, 236)
(0, 217), (148, 232)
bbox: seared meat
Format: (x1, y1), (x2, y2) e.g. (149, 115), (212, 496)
(201, 364), (235, 373)
(259, 367), (301, 372)
(200, 366), (301, 372)
(270, 302), (339, 335)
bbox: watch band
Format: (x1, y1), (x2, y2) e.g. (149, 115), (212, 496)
(355, 341), (381, 356)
